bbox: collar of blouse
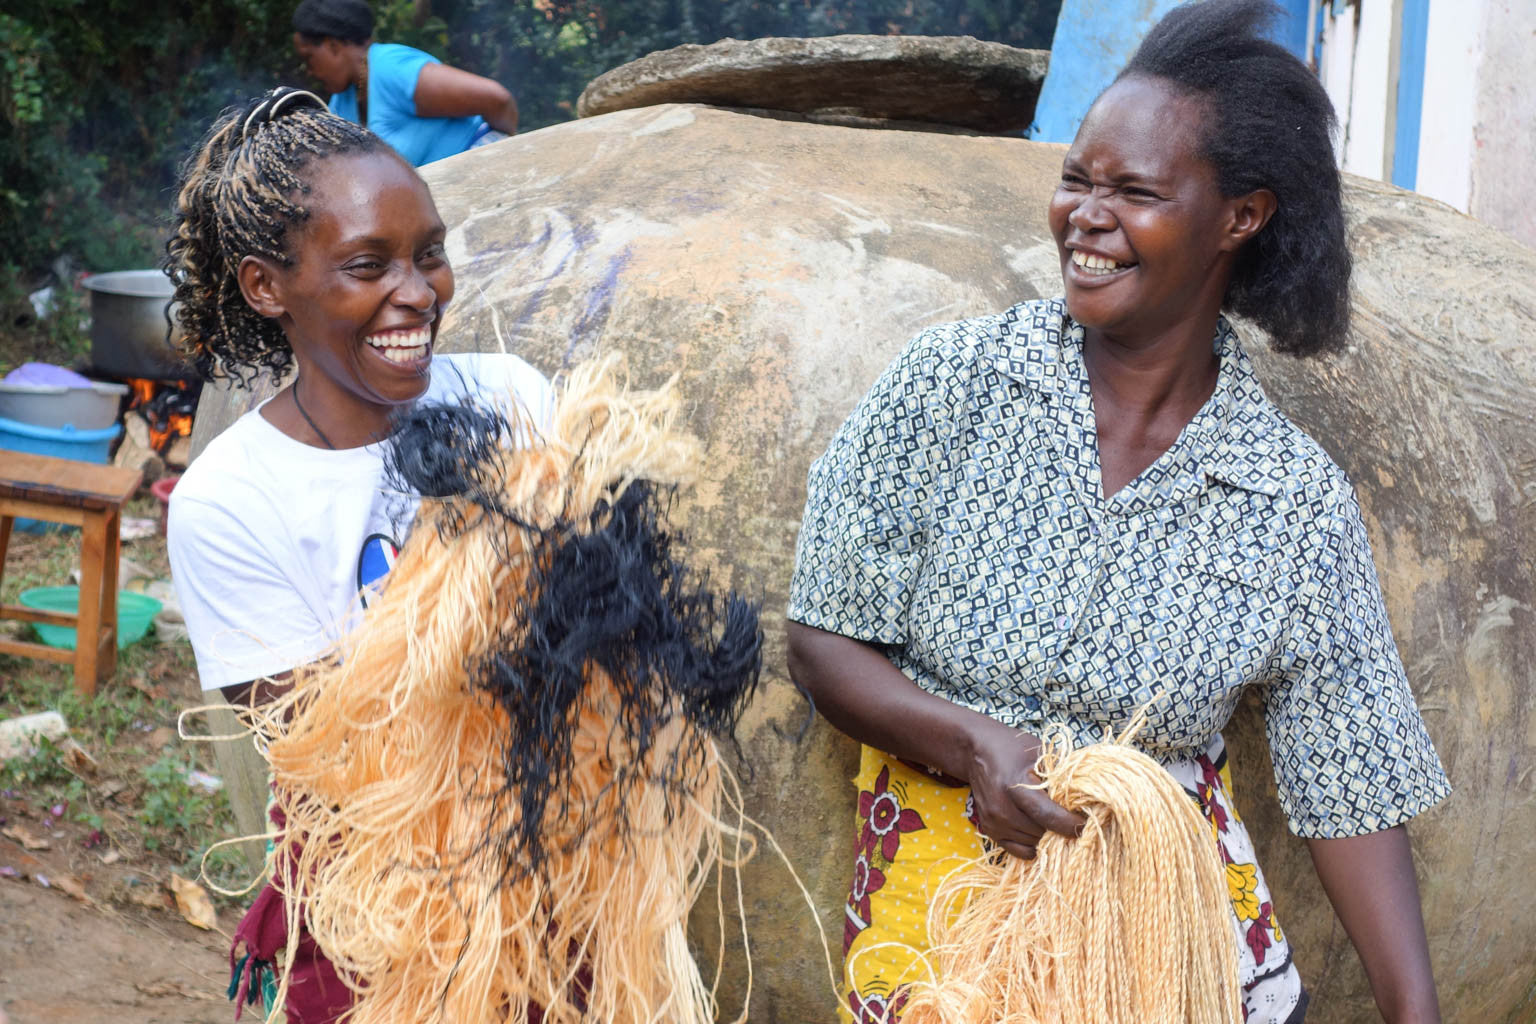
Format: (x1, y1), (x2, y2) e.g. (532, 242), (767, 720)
(991, 299), (1289, 499)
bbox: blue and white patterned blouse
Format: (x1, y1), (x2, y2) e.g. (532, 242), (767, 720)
(788, 298), (1449, 839)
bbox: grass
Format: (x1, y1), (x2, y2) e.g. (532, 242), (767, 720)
(0, 530), (79, 605)
(0, 503), (248, 902)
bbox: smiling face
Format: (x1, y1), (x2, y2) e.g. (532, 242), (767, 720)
(1048, 76), (1254, 348)
(293, 33), (358, 95)
(262, 150), (453, 430)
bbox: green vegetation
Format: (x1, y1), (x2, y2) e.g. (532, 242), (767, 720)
(0, 645), (246, 891)
(1, 0), (1060, 333)
(0, 499), (248, 900)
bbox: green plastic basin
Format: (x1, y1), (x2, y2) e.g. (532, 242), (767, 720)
(17, 587), (163, 650)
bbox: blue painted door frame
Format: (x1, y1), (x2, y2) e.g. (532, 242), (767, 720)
(1392, 0), (1431, 189)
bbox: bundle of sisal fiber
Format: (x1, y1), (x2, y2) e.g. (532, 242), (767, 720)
(245, 357), (763, 1024)
(899, 727), (1241, 1024)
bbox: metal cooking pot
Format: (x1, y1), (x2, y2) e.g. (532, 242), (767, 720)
(82, 270), (196, 381)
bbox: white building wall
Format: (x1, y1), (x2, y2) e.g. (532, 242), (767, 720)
(1342, 0), (1398, 179)
(1315, 0), (1535, 251)
(1468, 0), (1536, 249)
(1318, 2), (1358, 155)
(1416, 0), (1485, 213)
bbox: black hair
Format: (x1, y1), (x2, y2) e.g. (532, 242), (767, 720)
(1120, 0), (1350, 356)
(292, 0), (374, 45)
(162, 87), (392, 384)
(384, 400), (763, 878)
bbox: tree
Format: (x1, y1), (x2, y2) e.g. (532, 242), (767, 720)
(0, 0), (1061, 278)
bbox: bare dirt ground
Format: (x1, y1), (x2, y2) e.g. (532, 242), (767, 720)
(1, 500), (253, 1023)
(1, 869), (230, 1023)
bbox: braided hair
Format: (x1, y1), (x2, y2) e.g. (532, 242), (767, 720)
(163, 87), (391, 384)
(1120, 0), (1350, 356)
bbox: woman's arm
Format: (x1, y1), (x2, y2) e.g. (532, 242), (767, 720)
(220, 673), (293, 710)
(1307, 826), (1441, 1023)
(787, 621), (1082, 859)
(413, 62), (518, 134)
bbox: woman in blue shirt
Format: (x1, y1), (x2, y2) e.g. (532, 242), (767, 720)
(292, 0), (518, 166)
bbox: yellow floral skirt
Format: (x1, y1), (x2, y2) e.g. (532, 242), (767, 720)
(838, 739), (1307, 1024)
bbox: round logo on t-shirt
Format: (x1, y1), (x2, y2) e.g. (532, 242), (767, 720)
(357, 533), (401, 608)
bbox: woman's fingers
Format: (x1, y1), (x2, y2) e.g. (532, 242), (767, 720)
(971, 798), (1045, 856)
(987, 802), (1082, 860)
(1015, 784), (1087, 838)
(997, 838), (1038, 861)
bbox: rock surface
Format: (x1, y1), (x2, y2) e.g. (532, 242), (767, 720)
(191, 105), (1536, 1022)
(576, 34), (1049, 133)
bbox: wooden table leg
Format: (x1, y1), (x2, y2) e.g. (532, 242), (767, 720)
(99, 505), (122, 684)
(74, 508), (106, 699)
(0, 514), (12, 595)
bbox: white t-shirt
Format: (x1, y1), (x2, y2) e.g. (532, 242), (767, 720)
(169, 353), (553, 692)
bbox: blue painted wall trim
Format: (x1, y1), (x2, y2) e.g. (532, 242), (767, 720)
(1027, 0), (1183, 143)
(1029, 0), (1322, 144)
(1271, 0), (1314, 59)
(1392, 0), (1430, 189)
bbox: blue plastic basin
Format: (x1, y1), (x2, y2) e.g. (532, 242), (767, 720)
(0, 415), (122, 532)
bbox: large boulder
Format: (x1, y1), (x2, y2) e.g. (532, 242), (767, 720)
(576, 35), (1048, 133)
(191, 104), (1536, 1022)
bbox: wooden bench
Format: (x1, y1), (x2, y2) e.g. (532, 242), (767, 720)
(0, 452), (144, 696)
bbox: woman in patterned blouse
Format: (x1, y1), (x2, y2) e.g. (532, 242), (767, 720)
(786, 1), (1448, 1022)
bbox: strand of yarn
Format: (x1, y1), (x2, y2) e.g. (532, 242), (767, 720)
(901, 726), (1241, 1024)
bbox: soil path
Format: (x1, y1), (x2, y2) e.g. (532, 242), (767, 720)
(1, 877), (231, 1023)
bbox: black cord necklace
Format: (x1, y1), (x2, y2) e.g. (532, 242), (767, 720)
(291, 379), (337, 450)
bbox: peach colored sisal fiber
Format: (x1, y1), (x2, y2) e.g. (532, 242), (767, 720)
(238, 358), (760, 1024)
(898, 723), (1241, 1024)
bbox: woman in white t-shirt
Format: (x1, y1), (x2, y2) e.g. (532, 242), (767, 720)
(162, 87), (549, 1022)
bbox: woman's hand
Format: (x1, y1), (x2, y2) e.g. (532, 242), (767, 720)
(786, 621), (1084, 859)
(965, 716), (1084, 859)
